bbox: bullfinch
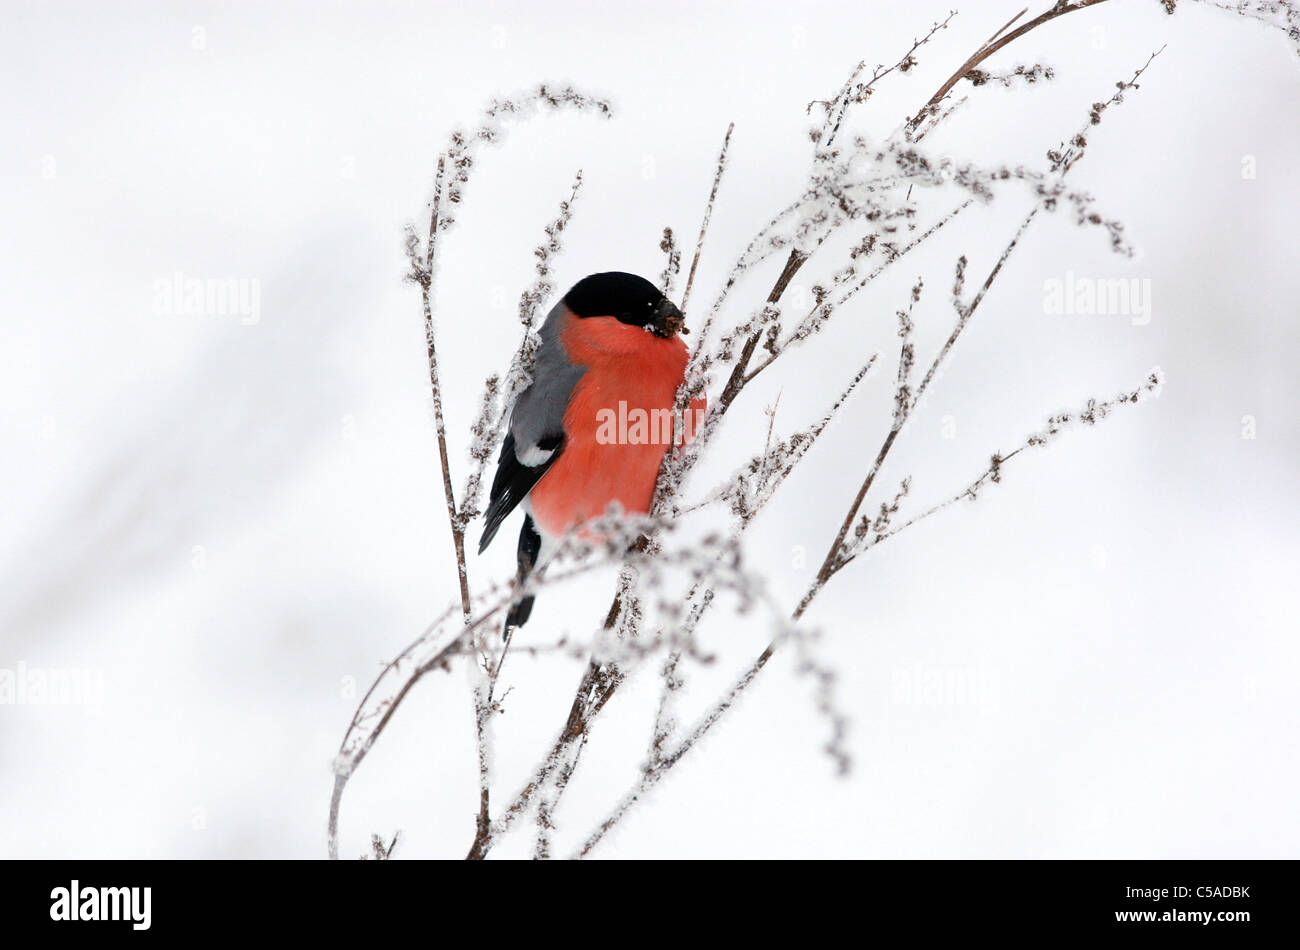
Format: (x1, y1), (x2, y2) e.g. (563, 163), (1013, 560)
(479, 271), (704, 630)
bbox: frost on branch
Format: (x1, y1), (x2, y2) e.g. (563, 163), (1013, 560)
(659, 227), (681, 298)
(1047, 49), (1165, 178)
(964, 62), (1056, 87)
(719, 354), (878, 527)
(434, 85), (610, 236)
(857, 369), (1167, 558)
(807, 11), (958, 150)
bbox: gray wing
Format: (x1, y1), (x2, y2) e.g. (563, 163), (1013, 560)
(479, 303), (586, 553)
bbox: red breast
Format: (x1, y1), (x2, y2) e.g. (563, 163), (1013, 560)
(529, 310), (704, 540)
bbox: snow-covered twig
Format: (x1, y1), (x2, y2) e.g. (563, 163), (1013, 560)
(658, 227), (681, 298)
(853, 370), (1166, 561)
(681, 123), (734, 314)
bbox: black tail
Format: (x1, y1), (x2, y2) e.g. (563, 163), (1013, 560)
(505, 515), (542, 630)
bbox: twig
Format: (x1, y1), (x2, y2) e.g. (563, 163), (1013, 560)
(419, 156), (473, 623)
(681, 123), (734, 314)
(907, 0), (1113, 133)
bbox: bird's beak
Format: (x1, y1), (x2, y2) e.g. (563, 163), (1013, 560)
(654, 299), (688, 337)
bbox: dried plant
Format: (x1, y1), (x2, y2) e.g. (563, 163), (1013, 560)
(328, 2), (1294, 860)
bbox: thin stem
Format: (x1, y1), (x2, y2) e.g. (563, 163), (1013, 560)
(421, 155), (473, 622)
(907, 0), (1112, 132)
(717, 249), (809, 409)
(418, 156), (486, 853)
(681, 123), (733, 314)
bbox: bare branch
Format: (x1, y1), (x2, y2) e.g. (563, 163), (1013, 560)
(906, 0), (1114, 134)
(681, 123), (734, 314)
(850, 369), (1166, 561)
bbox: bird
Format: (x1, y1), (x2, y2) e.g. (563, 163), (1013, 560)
(479, 271), (704, 630)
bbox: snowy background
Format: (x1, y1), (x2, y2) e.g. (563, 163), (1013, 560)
(3, 0), (1298, 859)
